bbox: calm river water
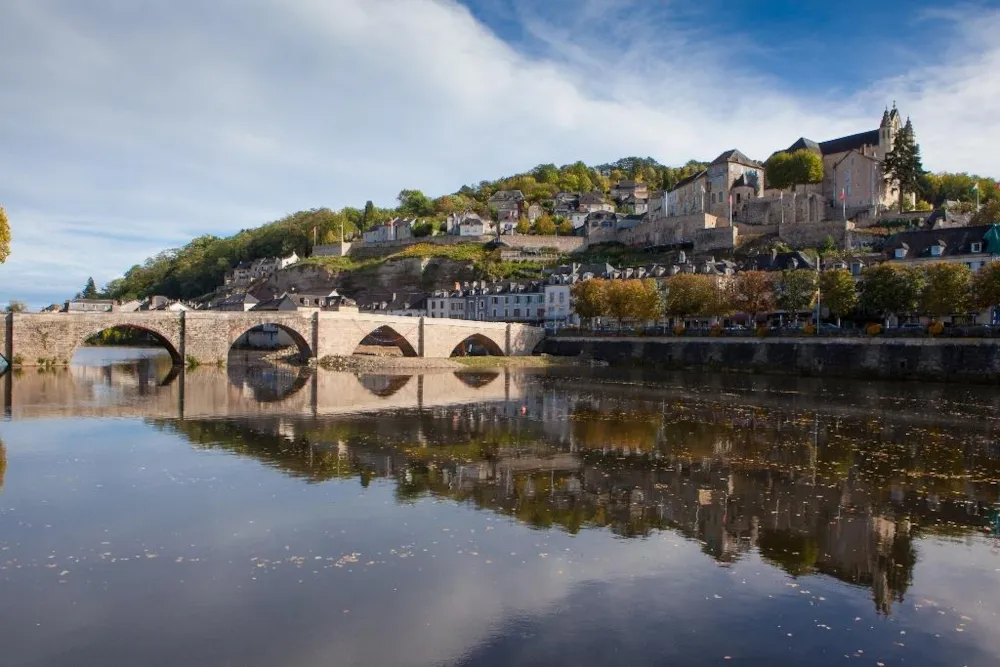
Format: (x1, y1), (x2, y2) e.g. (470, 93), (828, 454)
(1, 348), (999, 666)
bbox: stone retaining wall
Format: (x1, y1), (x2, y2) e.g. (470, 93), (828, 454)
(542, 336), (1000, 383)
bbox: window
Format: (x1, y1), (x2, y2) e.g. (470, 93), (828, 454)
(514, 309), (521, 317)
(559, 293), (565, 303)
(549, 292), (554, 303)
(894, 248), (906, 259)
(972, 242), (982, 253)
(930, 245), (943, 257)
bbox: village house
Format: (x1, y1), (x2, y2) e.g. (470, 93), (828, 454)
(610, 181), (649, 202)
(213, 293), (259, 312)
(359, 292), (428, 317)
(362, 217), (415, 244)
(63, 299), (117, 313)
(487, 190), (526, 222)
(445, 211), (496, 237)
(224, 252), (299, 286)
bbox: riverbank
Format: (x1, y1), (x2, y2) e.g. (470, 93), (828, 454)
(541, 336), (1000, 384)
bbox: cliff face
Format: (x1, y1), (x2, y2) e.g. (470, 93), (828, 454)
(252, 257), (481, 302)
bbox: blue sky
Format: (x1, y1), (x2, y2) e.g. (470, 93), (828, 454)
(1, 0), (999, 307)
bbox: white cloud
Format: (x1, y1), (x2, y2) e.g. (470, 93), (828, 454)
(1, 0), (998, 307)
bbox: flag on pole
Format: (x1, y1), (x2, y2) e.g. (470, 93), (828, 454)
(839, 189), (846, 201)
(973, 183), (980, 191)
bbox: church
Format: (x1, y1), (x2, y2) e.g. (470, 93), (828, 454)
(656, 105), (905, 226)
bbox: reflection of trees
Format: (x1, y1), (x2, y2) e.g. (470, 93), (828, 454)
(152, 383), (1000, 617)
(0, 438), (6, 490)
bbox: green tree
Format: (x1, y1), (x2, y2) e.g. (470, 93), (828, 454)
(774, 269), (817, 319)
(972, 261), (1000, 312)
(570, 279), (607, 326)
(396, 190), (435, 217)
(81, 277), (99, 299)
(922, 262), (971, 319)
(818, 269), (858, 326)
(362, 200), (376, 230)
(515, 217), (531, 234)
(765, 149), (823, 190)
(884, 118), (924, 212)
(729, 271), (774, 324)
(556, 219), (574, 236)
(860, 264), (925, 322)
(0, 205), (9, 264)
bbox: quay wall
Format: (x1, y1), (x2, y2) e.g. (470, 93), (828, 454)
(541, 336), (1000, 384)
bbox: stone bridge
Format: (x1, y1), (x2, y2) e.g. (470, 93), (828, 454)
(1, 312), (546, 366)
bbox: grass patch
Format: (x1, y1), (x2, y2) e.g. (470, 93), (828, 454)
(453, 355), (570, 368)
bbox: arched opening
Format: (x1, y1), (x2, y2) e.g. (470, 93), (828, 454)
(71, 325), (182, 386)
(352, 326), (418, 357)
(449, 334), (504, 357)
(74, 325), (181, 365)
(229, 324), (313, 365)
(356, 374), (412, 398)
(226, 364), (312, 402)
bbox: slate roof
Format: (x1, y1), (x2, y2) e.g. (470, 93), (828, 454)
(710, 149), (762, 168)
(818, 130), (880, 156)
(671, 170), (707, 191)
(579, 191), (605, 205)
(744, 251), (816, 272)
(884, 224), (998, 259)
(784, 137), (822, 153)
(488, 190), (525, 203)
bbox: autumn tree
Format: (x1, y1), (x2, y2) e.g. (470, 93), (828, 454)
(859, 264), (925, 323)
(729, 271), (774, 324)
(570, 279), (607, 327)
(515, 217), (531, 234)
(972, 261), (1000, 312)
(533, 214), (556, 236)
(922, 262), (971, 319)
(664, 274), (715, 320)
(556, 219), (574, 236)
(764, 149), (823, 190)
(970, 200), (1000, 227)
(818, 269), (858, 326)
(884, 118), (924, 212)
(604, 280), (661, 328)
(631, 279), (664, 324)
(0, 205), (9, 264)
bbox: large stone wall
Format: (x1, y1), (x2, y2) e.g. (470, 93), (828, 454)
(2, 312), (545, 366)
(345, 234), (586, 260)
(543, 336), (1000, 384)
(693, 227), (738, 253)
(778, 220), (854, 249)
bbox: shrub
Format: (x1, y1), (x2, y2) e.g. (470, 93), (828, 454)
(755, 326), (769, 337)
(803, 323), (816, 336)
(709, 323), (723, 337)
(865, 323), (882, 336)
(928, 321), (944, 336)
(673, 325), (686, 336)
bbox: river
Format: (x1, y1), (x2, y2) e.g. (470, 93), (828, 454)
(0, 347), (998, 666)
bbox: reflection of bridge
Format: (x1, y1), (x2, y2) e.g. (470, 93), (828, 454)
(1, 312), (546, 366)
(0, 367), (528, 420)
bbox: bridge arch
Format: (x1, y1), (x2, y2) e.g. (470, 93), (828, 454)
(228, 322), (313, 362)
(352, 325), (419, 357)
(449, 333), (505, 357)
(75, 323), (184, 365)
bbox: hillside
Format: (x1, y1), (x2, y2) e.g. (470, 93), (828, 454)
(96, 158), (999, 303)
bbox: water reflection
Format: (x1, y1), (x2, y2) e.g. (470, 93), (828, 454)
(2, 350), (1000, 665)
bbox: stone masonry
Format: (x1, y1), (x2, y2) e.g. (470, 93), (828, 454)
(1, 312), (546, 366)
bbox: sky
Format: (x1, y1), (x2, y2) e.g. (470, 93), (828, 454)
(2, 0), (1000, 307)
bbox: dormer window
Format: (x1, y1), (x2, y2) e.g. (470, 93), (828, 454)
(894, 248), (906, 259)
(930, 245), (943, 257)
(971, 242), (983, 253)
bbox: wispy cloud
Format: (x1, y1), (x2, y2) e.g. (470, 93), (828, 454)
(1, 0), (998, 307)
